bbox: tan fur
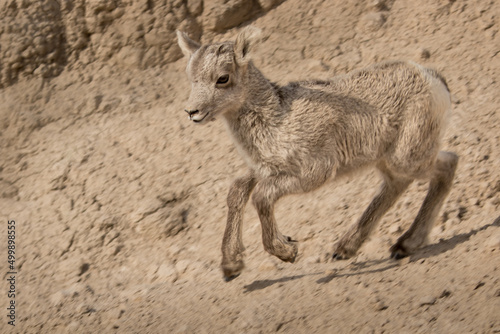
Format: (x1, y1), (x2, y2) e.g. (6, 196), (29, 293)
(177, 27), (458, 280)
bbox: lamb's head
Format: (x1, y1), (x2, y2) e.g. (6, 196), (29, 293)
(177, 26), (261, 124)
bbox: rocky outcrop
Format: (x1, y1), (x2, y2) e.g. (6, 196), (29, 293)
(0, 0), (285, 88)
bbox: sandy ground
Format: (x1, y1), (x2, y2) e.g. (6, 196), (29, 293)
(1, 0), (499, 333)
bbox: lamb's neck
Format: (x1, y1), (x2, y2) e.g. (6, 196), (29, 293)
(222, 63), (283, 169)
(225, 62), (282, 126)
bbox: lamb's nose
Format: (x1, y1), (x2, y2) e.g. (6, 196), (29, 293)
(184, 109), (199, 117)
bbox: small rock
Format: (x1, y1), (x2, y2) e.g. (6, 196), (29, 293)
(304, 256), (320, 264)
(419, 48), (431, 60)
(187, 0), (203, 16)
(175, 260), (190, 274)
(430, 224), (445, 239)
(52, 284), (83, 306)
(374, 299), (388, 311)
(445, 218), (460, 231)
(359, 12), (386, 32)
(66, 321), (80, 331)
(419, 295), (436, 306)
(259, 259), (278, 272)
(485, 230), (500, 250)
(78, 262), (90, 276)
(474, 281), (485, 290)
(388, 224), (401, 234)
(257, 0), (283, 11)
(306, 59), (330, 72)
(107, 244), (123, 256)
(157, 263), (178, 283)
(50, 291), (65, 307)
(203, 0), (256, 32)
(372, 295), (388, 311)
(113, 305), (126, 319)
(483, 199), (498, 214)
(308, 8), (317, 16)
(469, 197), (481, 206)
(324, 269), (338, 276)
(131, 197), (164, 223)
(451, 95), (460, 104)
(77, 303), (95, 314)
(370, 0), (387, 11)
(439, 290), (452, 298)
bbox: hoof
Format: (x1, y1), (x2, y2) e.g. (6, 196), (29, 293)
(332, 241), (357, 261)
(332, 252), (349, 261)
(389, 243), (409, 260)
(221, 259), (245, 281)
(224, 272), (241, 282)
(270, 237), (298, 263)
(276, 244), (298, 263)
(287, 252), (297, 264)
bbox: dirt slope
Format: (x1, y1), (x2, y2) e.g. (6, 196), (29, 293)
(1, 0), (499, 333)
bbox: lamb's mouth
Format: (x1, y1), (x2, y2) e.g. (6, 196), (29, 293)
(191, 112), (210, 123)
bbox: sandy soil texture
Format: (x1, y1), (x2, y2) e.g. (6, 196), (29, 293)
(1, 0), (499, 333)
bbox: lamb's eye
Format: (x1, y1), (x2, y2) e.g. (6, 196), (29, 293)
(216, 75), (229, 85)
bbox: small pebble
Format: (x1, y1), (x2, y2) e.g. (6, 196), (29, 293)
(439, 290), (452, 298)
(373, 299), (388, 311)
(304, 256), (320, 264)
(419, 295), (436, 306)
(259, 259), (278, 272)
(157, 263), (178, 283)
(388, 224), (401, 234)
(324, 269), (338, 276)
(486, 232), (500, 250)
(419, 48), (431, 59)
(474, 281), (485, 290)
(78, 262), (90, 276)
(66, 321), (80, 331)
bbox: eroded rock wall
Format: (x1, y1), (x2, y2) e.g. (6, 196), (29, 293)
(0, 0), (284, 88)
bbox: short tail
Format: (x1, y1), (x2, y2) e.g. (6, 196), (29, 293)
(425, 68), (450, 93)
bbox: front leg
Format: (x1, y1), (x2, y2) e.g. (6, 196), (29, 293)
(221, 172), (257, 280)
(251, 174), (306, 263)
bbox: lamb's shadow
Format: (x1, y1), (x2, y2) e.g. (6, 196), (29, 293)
(318, 216), (500, 284)
(243, 273), (319, 293)
(244, 216), (500, 292)
(409, 215), (499, 262)
(243, 259), (398, 292)
(316, 259), (399, 284)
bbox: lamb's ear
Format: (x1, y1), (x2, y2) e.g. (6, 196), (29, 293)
(234, 26), (262, 66)
(176, 30), (200, 58)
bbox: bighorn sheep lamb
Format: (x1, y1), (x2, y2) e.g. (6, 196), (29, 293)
(177, 27), (458, 281)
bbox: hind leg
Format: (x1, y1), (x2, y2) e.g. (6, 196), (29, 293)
(333, 164), (412, 259)
(390, 151), (458, 258)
